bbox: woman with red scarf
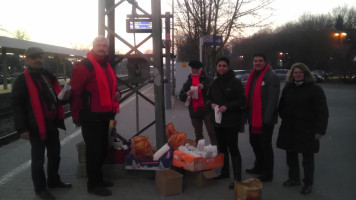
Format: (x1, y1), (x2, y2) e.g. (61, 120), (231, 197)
(12, 47), (71, 200)
(206, 57), (245, 189)
(179, 60), (216, 145)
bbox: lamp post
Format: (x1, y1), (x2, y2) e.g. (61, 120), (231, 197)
(333, 32), (347, 48)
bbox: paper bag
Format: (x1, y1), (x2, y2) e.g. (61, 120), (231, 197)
(234, 178), (262, 200)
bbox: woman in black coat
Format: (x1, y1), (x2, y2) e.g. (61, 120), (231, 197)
(206, 57), (245, 189)
(277, 63), (329, 195)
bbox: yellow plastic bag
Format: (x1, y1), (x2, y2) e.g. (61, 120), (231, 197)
(234, 178), (262, 200)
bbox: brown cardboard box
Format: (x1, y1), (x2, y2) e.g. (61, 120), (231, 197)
(155, 169), (183, 196)
(184, 170), (217, 188)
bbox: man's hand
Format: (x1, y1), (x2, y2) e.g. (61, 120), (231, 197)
(187, 90), (193, 96)
(198, 83), (204, 89)
(114, 92), (121, 101)
(315, 133), (322, 140)
(21, 131), (30, 140)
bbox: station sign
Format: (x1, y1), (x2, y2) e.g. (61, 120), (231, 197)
(202, 35), (223, 46)
(126, 18), (152, 33)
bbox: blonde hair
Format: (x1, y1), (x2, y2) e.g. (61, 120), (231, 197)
(286, 63), (316, 83)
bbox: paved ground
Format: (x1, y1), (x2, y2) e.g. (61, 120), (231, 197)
(0, 83), (356, 200)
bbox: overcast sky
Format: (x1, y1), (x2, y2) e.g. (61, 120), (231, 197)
(0, 0), (355, 52)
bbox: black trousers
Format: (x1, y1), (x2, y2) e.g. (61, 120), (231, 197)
(81, 120), (109, 189)
(191, 115), (217, 145)
(215, 126), (241, 181)
(286, 151), (314, 185)
(249, 124), (274, 177)
(29, 120), (61, 194)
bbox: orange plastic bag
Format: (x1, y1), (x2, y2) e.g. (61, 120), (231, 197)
(168, 132), (186, 149)
(166, 123), (176, 138)
(130, 136), (153, 161)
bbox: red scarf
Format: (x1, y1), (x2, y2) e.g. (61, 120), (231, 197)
(244, 65), (269, 134)
(86, 51), (119, 113)
(191, 72), (205, 112)
(24, 68), (64, 140)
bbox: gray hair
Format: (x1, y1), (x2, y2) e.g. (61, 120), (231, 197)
(93, 35), (109, 46)
(286, 62), (316, 84)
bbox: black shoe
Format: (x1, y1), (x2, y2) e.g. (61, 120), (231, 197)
(88, 187), (112, 196)
(99, 180), (114, 187)
(214, 173), (230, 180)
(256, 175), (273, 182)
(283, 179), (301, 187)
(48, 181), (72, 189)
(228, 181), (235, 190)
(245, 167), (262, 174)
(37, 190), (56, 200)
(301, 184), (312, 195)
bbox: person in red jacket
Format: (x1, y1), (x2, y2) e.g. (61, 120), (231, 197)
(70, 36), (120, 197)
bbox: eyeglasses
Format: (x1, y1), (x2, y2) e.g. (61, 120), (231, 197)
(27, 54), (44, 59)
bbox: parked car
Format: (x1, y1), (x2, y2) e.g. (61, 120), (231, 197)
(234, 70), (251, 79)
(312, 72), (324, 82)
(273, 69), (289, 81)
(240, 73), (249, 87)
(312, 70), (328, 80)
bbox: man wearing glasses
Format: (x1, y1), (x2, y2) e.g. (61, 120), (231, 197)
(11, 47), (72, 200)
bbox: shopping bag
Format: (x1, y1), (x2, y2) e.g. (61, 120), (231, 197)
(234, 178), (262, 200)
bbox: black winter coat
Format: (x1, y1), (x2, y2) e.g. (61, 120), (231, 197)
(178, 71), (212, 118)
(206, 70), (245, 128)
(277, 82), (329, 153)
(11, 69), (65, 134)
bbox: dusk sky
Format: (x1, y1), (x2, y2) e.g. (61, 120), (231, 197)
(1, 0), (355, 52)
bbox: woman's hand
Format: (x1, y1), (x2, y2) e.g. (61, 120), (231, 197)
(219, 105), (227, 113)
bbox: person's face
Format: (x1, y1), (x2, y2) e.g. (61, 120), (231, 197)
(25, 54), (44, 69)
(292, 67), (304, 82)
(253, 56), (266, 71)
(190, 68), (201, 76)
(93, 39), (109, 57)
(216, 61), (229, 75)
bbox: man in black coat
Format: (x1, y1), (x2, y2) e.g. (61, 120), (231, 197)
(11, 47), (72, 200)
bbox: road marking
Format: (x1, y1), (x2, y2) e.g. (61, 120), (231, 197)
(0, 85), (153, 186)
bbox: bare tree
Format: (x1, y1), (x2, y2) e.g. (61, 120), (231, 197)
(13, 29), (30, 40)
(175, 0), (274, 73)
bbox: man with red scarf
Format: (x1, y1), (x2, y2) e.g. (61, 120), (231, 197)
(70, 36), (120, 197)
(244, 53), (280, 182)
(179, 60), (216, 145)
(12, 47), (72, 200)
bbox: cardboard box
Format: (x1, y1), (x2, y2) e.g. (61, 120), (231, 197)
(172, 150), (224, 172)
(184, 170), (217, 188)
(155, 169), (183, 196)
(125, 149), (173, 170)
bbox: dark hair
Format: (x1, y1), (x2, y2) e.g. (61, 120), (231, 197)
(216, 56), (230, 67)
(253, 53), (267, 62)
(188, 60), (203, 69)
(286, 62), (316, 83)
